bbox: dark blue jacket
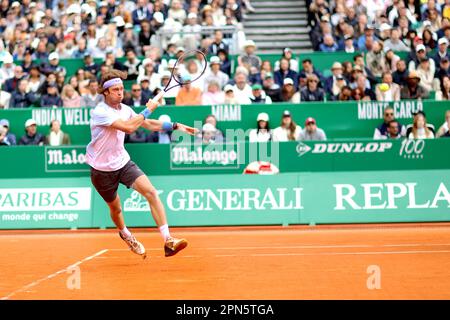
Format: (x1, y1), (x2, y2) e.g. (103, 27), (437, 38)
(274, 70), (299, 89)
(10, 91), (37, 108)
(41, 94), (63, 108)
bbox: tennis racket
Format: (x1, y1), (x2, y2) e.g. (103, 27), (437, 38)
(150, 49), (208, 104)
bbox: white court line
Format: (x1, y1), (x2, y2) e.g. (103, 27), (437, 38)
(0, 249), (108, 300)
(252, 250), (450, 257)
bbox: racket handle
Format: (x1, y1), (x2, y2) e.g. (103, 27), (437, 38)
(151, 90), (165, 104)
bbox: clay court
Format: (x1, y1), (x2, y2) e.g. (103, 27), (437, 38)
(1, 223), (450, 300)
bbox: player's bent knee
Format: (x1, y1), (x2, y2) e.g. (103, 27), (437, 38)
(142, 188), (159, 202)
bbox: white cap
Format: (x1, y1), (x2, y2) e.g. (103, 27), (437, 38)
(379, 23), (392, 32)
(125, 23), (133, 29)
(161, 70), (171, 78)
(167, 59), (177, 68)
(112, 16), (125, 27)
(187, 12), (197, 19)
(35, 22), (45, 30)
(153, 12), (164, 24)
(416, 44), (426, 52)
(210, 56), (221, 64)
(11, 1), (20, 8)
(438, 37), (449, 45)
(142, 58), (153, 66)
(257, 112), (269, 122)
(34, 10), (46, 22)
(25, 119), (37, 128)
(48, 52), (59, 61)
(2, 54), (13, 64)
(81, 3), (91, 13)
(202, 123), (216, 132)
(224, 84), (234, 92)
(383, 46), (393, 53)
(422, 20), (432, 28)
(244, 40), (256, 48)
(65, 26), (75, 35)
(66, 4), (81, 15)
(283, 78), (294, 85)
(99, 1), (108, 7)
(158, 114), (171, 123)
(29, 2), (36, 8)
(176, 46), (185, 53)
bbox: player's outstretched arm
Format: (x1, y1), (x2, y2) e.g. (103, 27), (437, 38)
(110, 100), (160, 134)
(141, 120), (198, 136)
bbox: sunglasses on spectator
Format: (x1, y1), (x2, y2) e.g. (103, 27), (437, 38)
(132, 89), (141, 91)
(385, 112), (394, 116)
(308, 80), (319, 83)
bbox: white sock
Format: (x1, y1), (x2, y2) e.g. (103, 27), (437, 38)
(159, 224), (171, 241)
(120, 226), (132, 238)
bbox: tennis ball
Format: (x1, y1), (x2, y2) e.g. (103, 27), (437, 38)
(379, 83), (390, 92)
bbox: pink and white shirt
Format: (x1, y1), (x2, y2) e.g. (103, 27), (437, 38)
(86, 102), (137, 171)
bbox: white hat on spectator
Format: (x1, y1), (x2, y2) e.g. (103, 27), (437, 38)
(384, 46), (393, 53)
(202, 123), (216, 132)
(11, 1), (20, 8)
(125, 23), (133, 29)
(161, 71), (171, 78)
(65, 27), (75, 35)
(2, 54), (13, 64)
(112, 16), (125, 27)
(283, 78), (294, 85)
(99, 1), (108, 7)
(66, 3), (81, 15)
(176, 47), (185, 53)
(244, 40), (256, 48)
(34, 22), (45, 31)
(158, 115), (171, 123)
(25, 119), (37, 128)
(153, 12), (165, 24)
(210, 56), (221, 64)
(29, 2), (36, 8)
(379, 23), (392, 32)
(142, 58), (153, 66)
(81, 3), (92, 13)
(438, 38), (449, 46)
(34, 11), (46, 22)
(224, 84), (234, 93)
(48, 52), (60, 61)
(257, 112), (269, 122)
(422, 20), (432, 28)
(187, 12), (197, 19)
(415, 44), (426, 52)
(331, 62), (343, 70)
(167, 59), (178, 69)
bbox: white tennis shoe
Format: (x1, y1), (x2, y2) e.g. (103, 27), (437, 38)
(119, 232), (147, 259)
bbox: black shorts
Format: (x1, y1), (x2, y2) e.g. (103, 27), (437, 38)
(90, 160), (145, 203)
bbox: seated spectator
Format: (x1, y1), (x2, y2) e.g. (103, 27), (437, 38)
(232, 71), (252, 105)
(0, 83), (11, 109)
(3, 65), (24, 93)
(365, 41), (386, 78)
(61, 84), (82, 108)
(9, 79), (37, 108)
(218, 49), (232, 76)
(195, 123), (218, 144)
(26, 66), (46, 94)
(401, 71), (430, 99)
(175, 74), (202, 106)
(223, 84), (238, 104)
(433, 38), (450, 65)
(437, 75), (450, 100)
(41, 83), (63, 108)
(280, 78), (297, 102)
(436, 110), (450, 138)
(0, 126), (8, 146)
(353, 54), (377, 86)
(376, 72), (401, 102)
(40, 52), (67, 77)
(83, 53), (100, 76)
(146, 115), (174, 144)
(382, 120), (403, 140)
(435, 57), (450, 80)
(342, 34), (357, 53)
(353, 74), (375, 101)
(416, 57), (440, 92)
(262, 72), (281, 102)
(332, 85), (354, 101)
(202, 80), (225, 105)
(298, 74), (325, 102)
(203, 114), (224, 143)
(319, 34), (339, 52)
(19, 119), (45, 146)
(123, 49), (141, 81)
(238, 40), (261, 70)
(204, 56), (229, 90)
(0, 119), (16, 145)
(105, 50), (127, 72)
(82, 79), (104, 107)
(408, 111), (435, 139)
(383, 28), (411, 52)
(325, 62), (344, 96)
(249, 112), (272, 143)
(384, 47), (401, 73)
(374, 107), (406, 139)
(209, 30), (229, 55)
(45, 120), (71, 146)
(0, 54), (16, 85)
(274, 57), (299, 89)
(137, 58), (161, 92)
(139, 78), (153, 102)
(298, 59), (323, 88)
(272, 110), (302, 142)
(357, 24), (379, 52)
(298, 117), (327, 141)
(123, 83), (147, 107)
(274, 48), (299, 72)
(393, 59), (409, 86)
(250, 84), (272, 104)
(21, 49), (35, 75)
(132, 0), (152, 25)
(408, 44), (436, 73)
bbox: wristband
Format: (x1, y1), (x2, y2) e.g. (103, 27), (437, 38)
(162, 121), (173, 132)
(140, 108), (152, 118)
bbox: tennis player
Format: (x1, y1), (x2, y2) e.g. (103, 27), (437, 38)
(86, 70), (196, 259)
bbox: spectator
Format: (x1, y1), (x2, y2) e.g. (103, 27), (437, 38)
(374, 107), (406, 139)
(21, 49), (35, 75)
(433, 37), (450, 65)
(82, 79), (104, 108)
(298, 117), (327, 141)
(354, 74), (375, 101)
(250, 83), (272, 104)
(139, 78), (153, 102)
(3, 65), (24, 93)
(83, 53), (100, 76)
(376, 72), (401, 102)
(204, 56), (229, 90)
(319, 34), (339, 52)
(435, 57), (450, 80)
(384, 47), (401, 73)
(223, 84), (238, 104)
(195, 123), (219, 144)
(416, 58), (440, 92)
(0, 119), (16, 145)
(26, 66), (45, 94)
(217, 49), (232, 76)
(209, 30), (229, 55)
(9, 79), (37, 108)
(238, 40), (261, 70)
(132, 0), (152, 25)
(168, 0), (186, 24)
(393, 59), (409, 86)
(383, 28), (411, 52)
(298, 59), (324, 89)
(45, 119), (71, 146)
(175, 74), (202, 106)
(41, 83), (63, 108)
(0, 54), (15, 86)
(325, 62), (344, 96)
(280, 78), (297, 102)
(436, 75), (450, 100)
(274, 57), (299, 89)
(232, 71), (252, 105)
(249, 112), (272, 143)
(342, 34), (357, 53)
(122, 23), (141, 54)
(262, 72), (281, 103)
(274, 48), (299, 72)
(272, 110), (302, 142)
(147, 115), (174, 144)
(382, 120), (403, 140)
(40, 52), (67, 77)
(0, 83), (11, 109)
(137, 58), (161, 92)
(202, 80), (225, 105)
(123, 49), (142, 81)
(409, 44), (436, 73)
(123, 83), (147, 107)
(203, 114), (224, 143)
(357, 24), (378, 51)
(298, 74), (325, 102)
(408, 111), (435, 139)
(19, 119), (45, 146)
(342, 61), (354, 83)
(333, 85), (354, 101)
(401, 71), (430, 99)
(436, 110), (450, 138)
(105, 50), (127, 72)
(353, 54), (377, 86)
(183, 13), (202, 50)
(0, 126), (8, 146)
(61, 84), (82, 108)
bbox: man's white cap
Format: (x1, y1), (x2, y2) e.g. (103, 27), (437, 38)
(112, 16), (125, 27)
(25, 119), (37, 127)
(65, 26), (75, 35)
(416, 44), (426, 52)
(422, 20), (432, 28)
(379, 23), (392, 32)
(48, 52), (59, 61)
(257, 112), (269, 122)
(202, 123), (216, 132)
(187, 12), (197, 19)
(29, 2), (36, 8)
(125, 23), (133, 29)
(161, 70), (171, 78)
(153, 12), (164, 24)
(99, 1), (108, 7)
(244, 39), (256, 48)
(158, 114), (171, 123)
(81, 3), (92, 13)
(176, 46), (185, 53)
(11, 1), (20, 8)
(438, 37), (449, 45)
(66, 3), (81, 15)
(142, 58), (153, 66)
(210, 56), (221, 64)
(224, 84), (234, 92)
(34, 10), (46, 22)
(35, 22), (45, 30)
(167, 59), (178, 68)
(283, 78), (294, 85)
(2, 54), (13, 64)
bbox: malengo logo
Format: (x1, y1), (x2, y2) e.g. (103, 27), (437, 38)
(170, 144), (239, 168)
(296, 142), (393, 157)
(0, 188), (91, 211)
(45, 146), (89, 172)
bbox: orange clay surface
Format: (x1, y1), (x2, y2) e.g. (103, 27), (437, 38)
(1, 224), (450, 300)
